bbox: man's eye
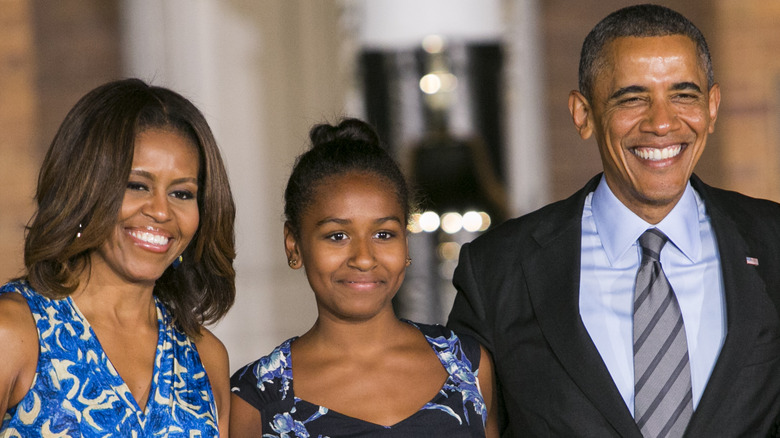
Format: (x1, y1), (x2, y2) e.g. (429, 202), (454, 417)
(619, 97), (642, 104)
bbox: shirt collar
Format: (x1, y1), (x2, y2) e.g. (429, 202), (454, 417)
(591, 176), (702, 264)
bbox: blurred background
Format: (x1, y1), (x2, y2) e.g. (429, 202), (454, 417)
(1, 0), (779, 371)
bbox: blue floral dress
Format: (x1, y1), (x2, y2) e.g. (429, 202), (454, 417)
(231, 322), (487, 437)
(0, 280), (219, 437)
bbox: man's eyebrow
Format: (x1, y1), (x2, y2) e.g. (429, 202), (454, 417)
(670, 81), (703, 93)
(609, 85), (647, 101)
(608, 82), (704, 101)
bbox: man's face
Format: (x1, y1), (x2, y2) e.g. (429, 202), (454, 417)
(569, 35), (720, 223)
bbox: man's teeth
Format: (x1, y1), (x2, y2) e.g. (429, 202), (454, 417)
(633, 145), (682, 161)
(132, 231), (169, 245)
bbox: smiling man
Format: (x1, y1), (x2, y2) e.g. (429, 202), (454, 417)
(447, 4), (780, 437)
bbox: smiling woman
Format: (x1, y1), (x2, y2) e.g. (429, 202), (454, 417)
(229, 118), (499, 437)
(0, 79), (236, 437)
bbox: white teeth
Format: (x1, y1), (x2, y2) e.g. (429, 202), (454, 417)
(131, 231), (169, 245)
(633, 145), (682, 161)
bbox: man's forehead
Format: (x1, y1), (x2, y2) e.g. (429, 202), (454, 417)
(599, 35), (706, 77)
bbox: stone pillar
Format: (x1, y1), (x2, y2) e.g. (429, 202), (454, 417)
(0, 0), (38, 281)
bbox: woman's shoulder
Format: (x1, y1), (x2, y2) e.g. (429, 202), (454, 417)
(0, 281), (37, 338)
(194, 328), (229, 363)
(0, 280), (39, 414)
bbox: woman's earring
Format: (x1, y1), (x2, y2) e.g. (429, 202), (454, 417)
(405, 257), (412, 266)
(76, 223), (83, 238)
(172, 255), (183, 269)
(288, 259), (298, 268)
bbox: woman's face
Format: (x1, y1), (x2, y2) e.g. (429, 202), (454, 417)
(285, 171), (409, 322)
(90, 129), (200, 287)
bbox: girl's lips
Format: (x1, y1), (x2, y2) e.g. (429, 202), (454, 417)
(340, 280), (384, 291)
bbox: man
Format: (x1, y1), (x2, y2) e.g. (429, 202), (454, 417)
(447, 4), (780, 437)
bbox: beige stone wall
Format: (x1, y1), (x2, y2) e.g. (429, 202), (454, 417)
(0, 0), (37, 281)
(0, 0), (120, 283)
(713, 0), (780, 201)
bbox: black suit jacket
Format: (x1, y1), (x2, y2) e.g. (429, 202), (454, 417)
(448, 175), (780, 437)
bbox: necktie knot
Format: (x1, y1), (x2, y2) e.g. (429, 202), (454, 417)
(639, 228), (668, 262)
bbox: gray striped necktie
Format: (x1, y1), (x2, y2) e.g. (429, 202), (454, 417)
(633, 228), (693, 438)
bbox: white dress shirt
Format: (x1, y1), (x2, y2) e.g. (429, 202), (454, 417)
(579, 176), (727, 415)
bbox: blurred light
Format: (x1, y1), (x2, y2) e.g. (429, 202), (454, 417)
(409, 211), (491, 233)
(437, 241), (461, 261)
(419, 71), (458, 95)
(461, 211), (481, 232)
(419, 211), (441, 232)
(478, 212), (491, 231)
(422, 35), (445, 54)
(438, 72), (458, 92)
(420, 73), (442, 94)
(440, 212), (463, 234)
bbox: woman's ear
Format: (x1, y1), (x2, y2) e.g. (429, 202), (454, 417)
(284, 222), (302, 269)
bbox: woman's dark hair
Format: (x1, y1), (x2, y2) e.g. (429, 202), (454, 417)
(579, 4), (714, 102)
(284, 118), (411, 237)
(24, 78), (236, 337)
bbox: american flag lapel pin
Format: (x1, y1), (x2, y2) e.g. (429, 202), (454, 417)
(746, 256), (759, 266)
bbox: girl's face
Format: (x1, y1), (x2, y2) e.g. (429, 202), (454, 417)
(285, 171), (409, 322)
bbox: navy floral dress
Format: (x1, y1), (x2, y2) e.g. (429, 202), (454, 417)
(0, 280), (219, 437)
(231, 322), (487, 437)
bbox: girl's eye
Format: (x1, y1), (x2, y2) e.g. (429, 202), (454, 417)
(328, 232), (347, 242)
(171, 190), (196, 200)
(375, 231), (394, 240)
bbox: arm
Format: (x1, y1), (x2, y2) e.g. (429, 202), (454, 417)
(195, 328), (230, 437)
(0, 293), (38, 418)
(447, 242), (493, 352)
(477, 345), (499, 438)
(229, 393), (263, 437)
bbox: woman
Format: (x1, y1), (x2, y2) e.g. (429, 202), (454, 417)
(230, 118), (498, 437)
(0, 79), (236, 436)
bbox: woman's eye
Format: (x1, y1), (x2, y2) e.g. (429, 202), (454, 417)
(127, 181), (148, 191)
(171, 190), (196, 200)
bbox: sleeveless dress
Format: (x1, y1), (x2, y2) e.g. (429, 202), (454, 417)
(0, 280), (219, 437)
(231, 322), (487, 437)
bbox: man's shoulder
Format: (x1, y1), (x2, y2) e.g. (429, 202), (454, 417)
(694, 177), (780, 225)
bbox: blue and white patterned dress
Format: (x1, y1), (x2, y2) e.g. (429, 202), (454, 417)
(231, 322), (487, 437)
(0, 280), (219, 437)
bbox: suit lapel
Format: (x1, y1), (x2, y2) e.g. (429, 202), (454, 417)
(685, 178), (768, 434)
(524, 175), (643, 437)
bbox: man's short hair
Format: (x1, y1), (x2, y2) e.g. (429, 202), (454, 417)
(578, 4), (714, 102)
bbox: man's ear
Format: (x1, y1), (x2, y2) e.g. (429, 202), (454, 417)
(284, 222), (302, 269)
(707, 83), (721, 134)
(569, 90), (594, 140)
